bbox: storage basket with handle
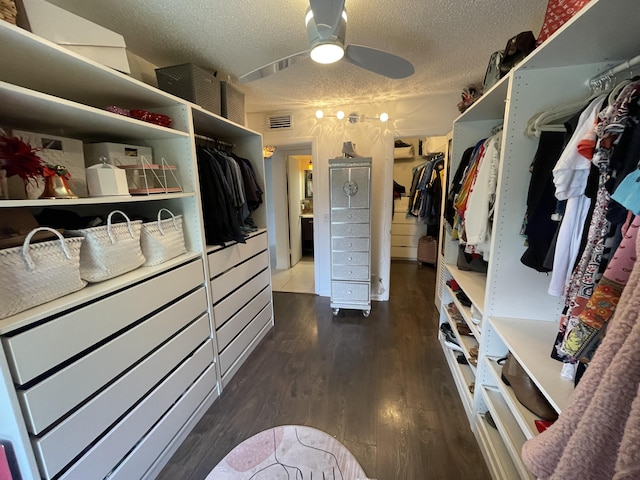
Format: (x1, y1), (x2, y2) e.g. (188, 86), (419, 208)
(67, 210), (145, 282)
(140, 208), (187, 266)
(0, 227), (86, 319)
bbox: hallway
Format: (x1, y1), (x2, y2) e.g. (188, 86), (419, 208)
(157, 261), (490, 479)
(271, 255), (315, 294)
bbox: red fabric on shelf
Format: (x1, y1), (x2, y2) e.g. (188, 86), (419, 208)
(536, 0), (591, 46)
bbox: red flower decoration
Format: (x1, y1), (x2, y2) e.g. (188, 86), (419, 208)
(0, 134), (45, 184)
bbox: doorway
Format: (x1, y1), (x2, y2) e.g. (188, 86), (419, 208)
(265, 144), (315, 294)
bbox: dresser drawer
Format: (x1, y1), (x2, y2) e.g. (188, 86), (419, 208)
(332, 265), (369, 281)
(331, 281), (370, 303)
(210, 250), (269, 304)
(217, 287), (272, 351)
(331, 223), (369, 238)
(213, 269), (271, 328)
(330, 208), (369, 223)
(332, 237), (370, 252)
(332, 251), (369, 265)
(2, 260), (205, 385)
(207, 232), (267, 278)
(330, 166), (370, 209)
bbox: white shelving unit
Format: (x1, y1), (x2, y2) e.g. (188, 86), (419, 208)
(436, 1), (640, 478)
(0, 19), (271, 480)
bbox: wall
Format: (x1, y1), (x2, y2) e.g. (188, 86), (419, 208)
(248, 93), (459, 301)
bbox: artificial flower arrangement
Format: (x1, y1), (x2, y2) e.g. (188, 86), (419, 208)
(0, 133), (76, 198)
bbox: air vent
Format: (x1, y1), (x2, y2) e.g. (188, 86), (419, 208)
(266, 113), (293, 130)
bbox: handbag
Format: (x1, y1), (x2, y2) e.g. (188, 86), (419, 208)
(456, 245), (488, 273)
(140, 208), (187, 266)
(498, 31), (536, 77)
(483, 50), (504, 93)
(537, 0), (591, 46)
(0, 227), (86, 319)
(68, 210), (145, 282)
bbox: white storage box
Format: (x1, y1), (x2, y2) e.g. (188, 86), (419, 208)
(8, 130), (87, 199)
(86, 163), (130, 197)
(17, 0), (130, 73)
(84, 142), (153, 167)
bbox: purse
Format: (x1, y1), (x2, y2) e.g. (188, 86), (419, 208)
(483, 50), (504, 93)
(68, 210), (145, 282)
(456, 245), (488, 273)
(0, 227), (86, 319)
(498, 31), (536, 77)
(140, 208), (187, 266)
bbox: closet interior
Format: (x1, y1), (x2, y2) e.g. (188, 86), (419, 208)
(392, 136), (446, 261)
(436, 0), (640, 478)
(0, 20), (272, 480)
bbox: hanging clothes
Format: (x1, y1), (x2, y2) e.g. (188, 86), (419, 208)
(406, 153), (444, 233)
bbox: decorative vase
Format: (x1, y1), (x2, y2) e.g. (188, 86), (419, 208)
(39, 173), (77, 199)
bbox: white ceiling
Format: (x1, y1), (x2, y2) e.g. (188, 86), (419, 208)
(47, 0), (549, 113)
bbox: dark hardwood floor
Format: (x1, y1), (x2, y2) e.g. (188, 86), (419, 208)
(156, 261), (491, 479)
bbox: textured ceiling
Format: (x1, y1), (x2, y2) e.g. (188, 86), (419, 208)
(47, 0), (548, 113)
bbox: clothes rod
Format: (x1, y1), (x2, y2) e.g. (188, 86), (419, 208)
(194, 134), (234, 148)
(589, 53), (640, 89)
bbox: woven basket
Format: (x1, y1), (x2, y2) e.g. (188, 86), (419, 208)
(0, 227), (86, 319)
(68, 210), (145, 283)
(0, 0), (17, 25)
(140, 208), (187, 266)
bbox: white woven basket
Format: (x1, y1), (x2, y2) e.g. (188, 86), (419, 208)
(140, 208), (187, 266)
(68, 210), (145, 283)
(0, 227), (86, 319)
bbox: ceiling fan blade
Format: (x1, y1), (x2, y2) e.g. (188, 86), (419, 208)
(239, 50), (310, 83)
(344, 44), (414, 79)
(308, 0), (345, 32)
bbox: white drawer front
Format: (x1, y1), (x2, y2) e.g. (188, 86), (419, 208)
(331, 282), (370, 302)
(207, 232), (267, 278)
(332, 237), (370, 252)
(392, 223), (419, 236)
(330, 208), (369, 223)
(219, 304), (272, 375)
(332, 265), (369, 281)
(213, 269), (271, 328)
(210, 251), (269, 304)
(55, 345), (216, 480)
(332, 251), (369, 266)
(391, 246), (419, 259)
(19, 288), (209, 434)
(3, 259), (205, 385)
(391, 235), (418, 247)
(331, 223), (369, 238)
(217, 287), (272, 351)
(31, 320), (212, 478)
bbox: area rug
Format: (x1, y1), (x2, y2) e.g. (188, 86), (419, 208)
(206, 425), (372, 479)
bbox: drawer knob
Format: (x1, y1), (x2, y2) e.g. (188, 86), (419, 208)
(348, 256), (352, 261)
(348, 243), (353, 247)
(348, 290), (352, 294)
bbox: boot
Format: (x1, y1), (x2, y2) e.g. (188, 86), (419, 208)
(342, 141), (360, 158)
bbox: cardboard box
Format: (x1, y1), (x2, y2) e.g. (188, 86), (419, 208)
(17, 0), (130, 73)
(83, 142), (153, 167)
(8, 130), (88, 199)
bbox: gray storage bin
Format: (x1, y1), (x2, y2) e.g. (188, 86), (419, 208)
(155, 63), (221, 115)
(220, 80), (245, 125)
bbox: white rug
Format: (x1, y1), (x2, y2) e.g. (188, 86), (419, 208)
(206, 425), (371, 479)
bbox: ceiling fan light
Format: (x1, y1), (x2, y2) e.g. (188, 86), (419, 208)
(310, 43), (344, 64)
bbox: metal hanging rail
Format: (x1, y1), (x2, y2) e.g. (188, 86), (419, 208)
(589, 53), (640, 91)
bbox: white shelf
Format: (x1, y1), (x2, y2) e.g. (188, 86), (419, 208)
(444, 264), (486, 313)
(0, 80), (188, 143)
(489, 317), (575, 414)
(482, 387), (535, 480)
(0, 192), (194, 207)
(438, 333), (474, 419)
(455, 75), (510, 123)
(444, 285), (481, 338)
(475, 413), (521, 480)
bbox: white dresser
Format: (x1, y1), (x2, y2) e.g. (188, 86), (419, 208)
(329, 157), (372, 316)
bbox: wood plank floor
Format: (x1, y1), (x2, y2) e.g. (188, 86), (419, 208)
(156, 261), (491, 480)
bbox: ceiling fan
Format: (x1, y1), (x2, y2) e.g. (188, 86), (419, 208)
(239, 0), (414, 83)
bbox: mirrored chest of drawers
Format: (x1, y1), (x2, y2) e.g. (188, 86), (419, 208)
(329, 157), (372, 316)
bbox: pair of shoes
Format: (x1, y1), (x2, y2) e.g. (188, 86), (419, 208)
(446, 279), (460, 291)
(440, 322), (463, 352)
(456, 321), (473, 336)
(535, 419), (554, 433)
(485, 411), (497, 429)
(468, 345), (479, 366)
(456, 291), (472, 307)
(456, 354), (469, 365)
(468, 382), (475, 394)
(342, 141), (360, 158)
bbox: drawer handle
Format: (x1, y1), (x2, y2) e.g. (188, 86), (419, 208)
(348, 243), (353, 247)
(348, 290), (352, 295)
(349, 270), (353, 274)
(348, 256), (353, 261)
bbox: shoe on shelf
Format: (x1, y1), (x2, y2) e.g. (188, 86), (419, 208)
(456, 291), (472, 307)
(485, 411), (497, 429)
(468, 356), (478, 367)
(446, 279), (460, 291)
(469, 346), (479, 358)
(456, 354), (469, 365)
(440, 322), (463, 352)
(456, 321), (473, 336)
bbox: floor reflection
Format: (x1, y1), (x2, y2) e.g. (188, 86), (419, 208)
(271, 256), (315, 294)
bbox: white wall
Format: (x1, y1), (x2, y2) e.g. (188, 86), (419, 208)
(248, 93), (459, 301)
